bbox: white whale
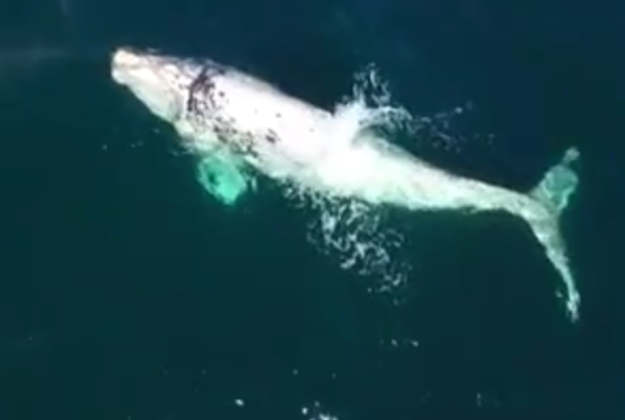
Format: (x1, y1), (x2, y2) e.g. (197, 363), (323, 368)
(111, 47), (582, 319)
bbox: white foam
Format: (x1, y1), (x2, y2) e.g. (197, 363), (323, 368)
(281, 66), (469, 294)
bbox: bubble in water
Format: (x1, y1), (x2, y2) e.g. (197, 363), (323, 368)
(301, 401), (340, 420)
(291, 190), (410, 292)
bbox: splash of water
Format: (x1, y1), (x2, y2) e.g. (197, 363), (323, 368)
(277, 65), (470, 294)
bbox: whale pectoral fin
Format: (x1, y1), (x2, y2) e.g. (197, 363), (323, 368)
(196, 152), (254, 206)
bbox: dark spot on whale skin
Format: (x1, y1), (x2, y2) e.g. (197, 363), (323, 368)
(229, 132), (258, 158)
(214, 126), (226, 138)
(186, 65), (225, 119)
(242, 132), (254, 146)
(266, 129), (279, 144)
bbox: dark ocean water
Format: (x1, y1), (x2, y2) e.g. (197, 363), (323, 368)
(1, 0), (624, 419)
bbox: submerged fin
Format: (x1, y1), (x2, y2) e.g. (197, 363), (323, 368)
(524, 147), (581, 320)
(530, 147), (580, 214)
(196, 151), (254, 206)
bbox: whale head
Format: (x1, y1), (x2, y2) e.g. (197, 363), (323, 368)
(111, 47), (204, 122)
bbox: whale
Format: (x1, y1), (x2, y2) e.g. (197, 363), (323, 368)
(111, 47), (582, 320)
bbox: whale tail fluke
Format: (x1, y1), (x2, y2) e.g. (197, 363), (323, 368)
(530, 147), (580, 216)
(523, 147), (581, 320)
